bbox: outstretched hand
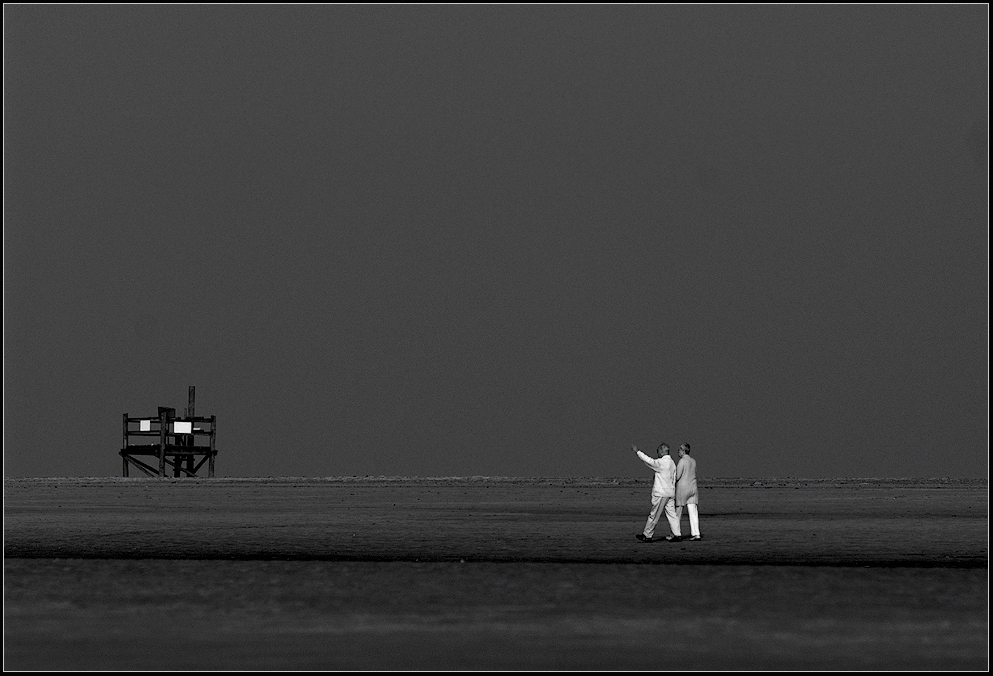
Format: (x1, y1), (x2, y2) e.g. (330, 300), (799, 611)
(631, 444), (639, 453)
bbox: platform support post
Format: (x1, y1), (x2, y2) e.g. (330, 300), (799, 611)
(209, 415), (216, 478)
(184, 386), (197, 477)
(159, 409), (167, 477)
(122, 413), (129, 477)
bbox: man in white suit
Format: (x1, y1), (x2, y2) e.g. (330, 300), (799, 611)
(675, 443), (702, 541)
(632, 443), (682, 542)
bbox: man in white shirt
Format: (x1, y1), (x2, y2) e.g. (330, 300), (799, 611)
(632, 443), (681, 542)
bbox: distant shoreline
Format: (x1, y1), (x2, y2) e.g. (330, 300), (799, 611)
(4, 476), (987, 484)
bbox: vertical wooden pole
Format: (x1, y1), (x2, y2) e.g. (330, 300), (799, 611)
(159, 409), (167, 477)
(122, 413), (129, 477)
(177, 407), (186, 478)
(209, 415), (216, 478)
(187, 386), (196, 477)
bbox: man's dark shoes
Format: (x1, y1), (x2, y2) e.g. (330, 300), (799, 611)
(664, 535), (682, 542)
(635, 534), (653, 542)
(689, 535), (702, 541)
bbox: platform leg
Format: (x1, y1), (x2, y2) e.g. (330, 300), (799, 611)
(159, 410), (167, 477)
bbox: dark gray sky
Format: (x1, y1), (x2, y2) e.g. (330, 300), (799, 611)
(4, 5), (988, 478)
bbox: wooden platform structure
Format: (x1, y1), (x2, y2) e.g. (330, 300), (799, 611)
(120, 386), (217, 477)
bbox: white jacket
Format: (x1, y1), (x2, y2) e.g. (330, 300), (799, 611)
(637, 451), (676, 498)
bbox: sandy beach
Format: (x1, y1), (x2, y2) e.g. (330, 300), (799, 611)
(3, 476), (987, 565)
(3, 477), (988, 670)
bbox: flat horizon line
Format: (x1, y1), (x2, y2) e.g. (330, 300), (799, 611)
(3, 475), (987, 483)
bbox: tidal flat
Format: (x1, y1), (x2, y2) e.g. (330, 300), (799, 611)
(3, 477), (987, 669)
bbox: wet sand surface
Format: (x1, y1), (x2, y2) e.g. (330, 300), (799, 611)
(3, 477), (987, 565)
(3, 477), (988, 670)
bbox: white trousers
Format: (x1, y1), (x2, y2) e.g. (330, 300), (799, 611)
(675, 504), (701, 537)
(644, 494), (681, 538)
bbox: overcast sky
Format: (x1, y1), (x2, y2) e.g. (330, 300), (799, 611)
(4, 5), (987, 479)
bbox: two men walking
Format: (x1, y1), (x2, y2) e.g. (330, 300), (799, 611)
(633, 442), (701, 543)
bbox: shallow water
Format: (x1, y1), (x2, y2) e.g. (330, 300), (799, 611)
(4, 559), (987, 670)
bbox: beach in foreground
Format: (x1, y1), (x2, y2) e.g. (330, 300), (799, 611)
(3, 477), (988, 670)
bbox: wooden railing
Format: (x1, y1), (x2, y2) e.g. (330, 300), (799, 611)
(120, 410), (217, 478)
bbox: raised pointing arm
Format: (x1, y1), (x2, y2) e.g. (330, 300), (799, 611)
(634, 447), (659, 470)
